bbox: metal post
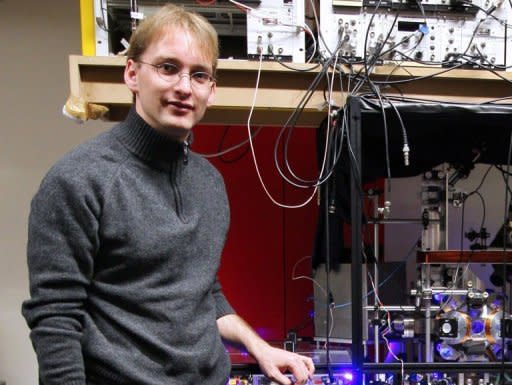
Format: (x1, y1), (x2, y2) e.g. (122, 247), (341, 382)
(424, 263), (432, 363)
(348, 96), (363, 384)
(372, 195), (380, 364)
(373, 195), (382, 382)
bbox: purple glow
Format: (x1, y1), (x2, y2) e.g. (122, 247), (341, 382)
(439, 345), (458, 360)
(384, 342), (402, 362)
(342, 372), (353, 381)
(440, 347), (454, 358)
(433, 293), (446, 303)
(492, 343), (503, 358)
(472, 319), (484, 334)
(254, 327), (272, 339)
(409, 373), (423, 382)
(431, 372), (442, 380)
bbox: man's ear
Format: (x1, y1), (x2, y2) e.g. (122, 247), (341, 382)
(124, 58), (139, 94)
(207, 81), (216, 107)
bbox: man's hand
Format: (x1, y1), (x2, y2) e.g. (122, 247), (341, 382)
(252, 344), (315, 385)
(217, 314), (315, 385)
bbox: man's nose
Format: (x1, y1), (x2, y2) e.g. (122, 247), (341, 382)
(174, 73), (192, 90)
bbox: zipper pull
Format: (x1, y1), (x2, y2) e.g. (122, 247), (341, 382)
(183, 140), (189, 165)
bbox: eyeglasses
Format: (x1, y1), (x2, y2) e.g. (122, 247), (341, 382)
(137, 61), (215, 90)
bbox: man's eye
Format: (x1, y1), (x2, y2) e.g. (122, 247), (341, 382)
(159, 63), (179, 75)
(191, 72), (211, 83)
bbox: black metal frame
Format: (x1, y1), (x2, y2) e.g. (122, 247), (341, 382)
(347, 95), (512, 383)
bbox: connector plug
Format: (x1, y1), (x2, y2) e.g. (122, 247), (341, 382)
(402, 143), (410, 166)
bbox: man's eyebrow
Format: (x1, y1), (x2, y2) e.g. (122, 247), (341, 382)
(152, 56), (179, 63)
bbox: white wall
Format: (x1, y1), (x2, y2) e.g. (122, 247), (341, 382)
(384, 164), (510, 288)
(0, 1), (110, 384)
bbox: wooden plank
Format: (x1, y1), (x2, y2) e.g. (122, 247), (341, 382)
(68, 55), (512, 125)
(417, 250), (512, 264)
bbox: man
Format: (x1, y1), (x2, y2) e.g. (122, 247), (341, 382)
(22, 4), (315, 385)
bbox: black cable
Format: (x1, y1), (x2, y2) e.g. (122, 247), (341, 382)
(461, 18), (486, 61)
(218, 126), (251, 163)
(282, 111), (341, 186)
(497, 167), (512, 214)
(389, 50), (467, 67)
(361, 60), (468, 86)
(345, 120), (366, 200)
(196, 126), (263, 159)
(496, 165), (512, 196)
(367, 94), (410, 168)
(483, 96), (512, 104)
(462, 55), (512, 85)
(368, 89), (393, 191)
(462, 182), (489, 262)
(346, 10), (406, 197)
(354, 13), (427, 84)
(468, 190), (487, 232)
(282, 65), (341, 185)
(380, 97), (407, 145)
(435, 190), (476, 316)
(465, 50), (512, 71)
(465, 164), (494, 195)
(352, 22), (512, 83)
(362, 93), (461, 105)
(276, 59), (321, 72)
(272, 56), (339, 188)
(459, 0), (511, 28)
(436, 165), (492, 316)
(280, 72), (349, 188)
(362, 0), (384, 81)
(353, 5), (400, 95)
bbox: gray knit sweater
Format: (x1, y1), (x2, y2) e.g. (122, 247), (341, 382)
(22, 108), (234, 385)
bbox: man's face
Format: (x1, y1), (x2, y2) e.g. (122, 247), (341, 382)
(124, 27), (216, 141)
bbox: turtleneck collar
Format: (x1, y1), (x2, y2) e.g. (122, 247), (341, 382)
(113, 107), (189, 170)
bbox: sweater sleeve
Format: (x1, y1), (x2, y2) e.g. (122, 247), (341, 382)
(21, 168), (100, 385)
(212, 277), (235, 319)
(206, 162), (235, 320)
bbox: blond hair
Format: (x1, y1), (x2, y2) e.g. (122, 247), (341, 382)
(126, 4), (219, 74)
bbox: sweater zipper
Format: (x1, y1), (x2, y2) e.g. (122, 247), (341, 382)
(183, 139), (189, 165)
(171, 141), (188, 221)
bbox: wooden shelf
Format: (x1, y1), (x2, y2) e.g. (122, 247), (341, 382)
(417, 250), (512, 264)
(68, 55), (512, 126)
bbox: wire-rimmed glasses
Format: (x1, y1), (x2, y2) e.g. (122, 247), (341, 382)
(137, 61), (215, 90)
